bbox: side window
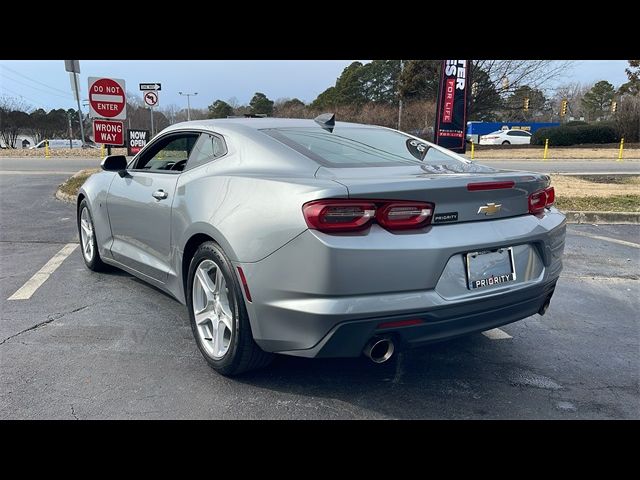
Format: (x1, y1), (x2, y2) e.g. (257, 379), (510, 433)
(134, 133), (200, 172)
(185, 134), (227, 171)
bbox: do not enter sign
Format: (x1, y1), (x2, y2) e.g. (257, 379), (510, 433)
(88, 77), (127, 120)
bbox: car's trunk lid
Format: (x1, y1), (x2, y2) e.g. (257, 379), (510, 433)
(315, 163), (550, 224)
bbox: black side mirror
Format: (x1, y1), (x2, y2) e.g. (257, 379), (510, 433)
(101, 155), (128, 174)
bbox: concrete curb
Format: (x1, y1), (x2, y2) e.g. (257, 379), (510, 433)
(563, 211), (640, 224)
(54, 169), (90, 204)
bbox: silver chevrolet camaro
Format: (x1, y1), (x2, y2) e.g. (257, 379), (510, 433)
(77, 117), (566, 375)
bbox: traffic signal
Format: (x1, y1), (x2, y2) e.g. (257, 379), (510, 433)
(560, 99), (568, 116)
(612, 101), (618, 113)
(523, 97), (530, 111)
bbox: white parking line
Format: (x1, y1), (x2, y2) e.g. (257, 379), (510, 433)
(482, 328), (513, 340)
(0, 171), (77, 175)
(7, 243), (78, 300)
(569, 230), (640, 249)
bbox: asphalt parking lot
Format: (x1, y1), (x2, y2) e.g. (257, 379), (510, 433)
(0, 159), (638, 419)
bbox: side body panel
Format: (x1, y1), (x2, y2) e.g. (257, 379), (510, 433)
(106, 171), (179, 281)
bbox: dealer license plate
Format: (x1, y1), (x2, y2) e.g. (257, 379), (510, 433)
(465, 247), (516, 290)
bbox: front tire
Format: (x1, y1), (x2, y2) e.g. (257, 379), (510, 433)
(187, 241), (272, 376)
(502, 140), (511, 145)
(78, 199), (107, 271)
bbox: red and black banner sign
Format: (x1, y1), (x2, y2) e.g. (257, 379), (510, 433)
(434, 60), (470, 153)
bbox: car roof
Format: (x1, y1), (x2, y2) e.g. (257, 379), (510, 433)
(162, 117), (382, 134)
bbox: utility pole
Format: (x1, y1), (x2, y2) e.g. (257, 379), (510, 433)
(398, 60), (404, 131)
(73, 73), (86, 145)
(179, 91), (198, 121)
(67, 112), (73, 149)
(65, 61), (86, 145)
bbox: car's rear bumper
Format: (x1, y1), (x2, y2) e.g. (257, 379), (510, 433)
(279, 278), (557, 358)
(236, 210), (566, 357)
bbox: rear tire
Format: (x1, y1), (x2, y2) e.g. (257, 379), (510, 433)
(77, 199), (107, 271)
(187, 241), (272, 376)
(502, 140), (510, 145)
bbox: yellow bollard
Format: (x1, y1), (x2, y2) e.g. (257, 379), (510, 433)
(100, 143), (105, 158)
(470, 139), (475, 160)
(45, 140), (50, 159)
(543, 138), (549, 161)
(618, 138), (624, 161)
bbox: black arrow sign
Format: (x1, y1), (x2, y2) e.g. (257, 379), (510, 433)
(140, 83), (161, 91)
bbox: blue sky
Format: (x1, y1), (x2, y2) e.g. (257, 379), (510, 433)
(0, 60), (631, 112)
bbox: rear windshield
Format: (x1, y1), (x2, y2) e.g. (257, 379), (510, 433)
(263, 127), (461, 168)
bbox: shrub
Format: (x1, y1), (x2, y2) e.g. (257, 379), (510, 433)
(531, 124), (619, 146)
(564, 120), (588, 127)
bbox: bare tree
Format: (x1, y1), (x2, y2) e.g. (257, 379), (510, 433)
(549, 82), (591, 119)
(161, 104), (181, 125)
(226, 97), (240, 109)
(474, 60), (575, 95)
(0, 96), (31, 148)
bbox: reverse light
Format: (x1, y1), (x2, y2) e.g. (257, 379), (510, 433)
(302, 199), (434, 233)
(377, 202), (434, 230)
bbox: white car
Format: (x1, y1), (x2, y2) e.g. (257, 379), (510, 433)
(479, 129), (532, 145)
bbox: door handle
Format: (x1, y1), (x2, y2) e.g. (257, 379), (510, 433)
(152, 189), (168, 200)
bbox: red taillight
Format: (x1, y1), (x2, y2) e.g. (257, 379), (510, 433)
(377, 202), (434, 230)
(302, 200), (376, 232)
(528, 186), (555, 214)
(544, 186), (555, 205)
(302, 199), (434, 233)
(467, 180), (515, 191)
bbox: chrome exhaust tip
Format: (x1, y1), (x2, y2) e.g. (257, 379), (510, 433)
(363, 336), (395, 364)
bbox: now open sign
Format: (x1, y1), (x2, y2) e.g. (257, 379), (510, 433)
(127, 129), (149, 155)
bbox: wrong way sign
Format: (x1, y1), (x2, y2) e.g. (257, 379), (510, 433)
(88, 77), (126, 120)
(144, 91), (159, 107)
(93, 119), (124, 145)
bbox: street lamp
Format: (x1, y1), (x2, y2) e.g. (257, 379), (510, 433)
(179, 91), (198, 121)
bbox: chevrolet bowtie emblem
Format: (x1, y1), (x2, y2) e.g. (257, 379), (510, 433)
(477, 203), (502, 215)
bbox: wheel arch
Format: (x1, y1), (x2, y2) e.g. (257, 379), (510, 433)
(179, 225), (239, 297)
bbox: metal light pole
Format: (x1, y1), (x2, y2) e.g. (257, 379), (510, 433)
(179, 92), (198, 121)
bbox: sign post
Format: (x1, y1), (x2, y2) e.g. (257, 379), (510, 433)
(64, 60), (86, 145)
(88, 77), (126, 154)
